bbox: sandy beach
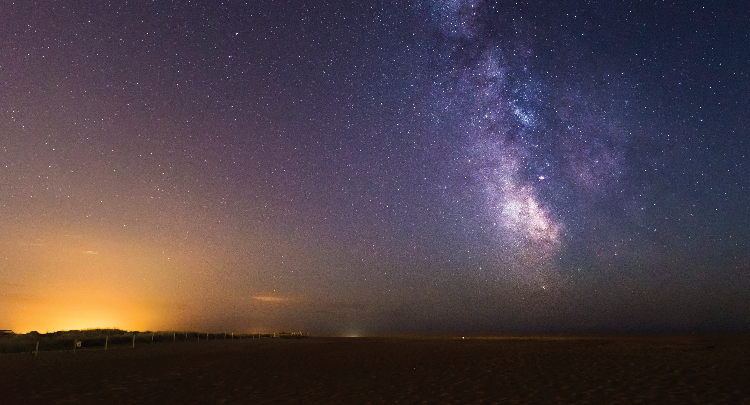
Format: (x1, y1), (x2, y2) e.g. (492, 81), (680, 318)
(1, 335), (748, 404)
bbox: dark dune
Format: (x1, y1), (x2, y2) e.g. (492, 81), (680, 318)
(1, 335), (749, 404)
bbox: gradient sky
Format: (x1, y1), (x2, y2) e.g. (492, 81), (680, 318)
(2, 0), (749, 335)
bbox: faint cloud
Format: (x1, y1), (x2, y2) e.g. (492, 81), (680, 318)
(253, 296), (288, 303)
(80, 251), (99, 255)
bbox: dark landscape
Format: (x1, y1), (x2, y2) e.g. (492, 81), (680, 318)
(2, 334), (749, 404)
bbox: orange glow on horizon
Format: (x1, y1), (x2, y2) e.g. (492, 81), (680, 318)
(1, 228), (189, 334)
(2, 226), (305, 335)
(7, 289), (159, 333)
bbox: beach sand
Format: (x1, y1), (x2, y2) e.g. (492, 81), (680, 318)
(1, 335), (748, 404)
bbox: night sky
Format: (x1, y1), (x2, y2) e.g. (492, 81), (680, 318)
(2, 0), (749, 335)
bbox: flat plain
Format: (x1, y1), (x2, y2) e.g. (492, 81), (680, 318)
(1, 335), (749, 404)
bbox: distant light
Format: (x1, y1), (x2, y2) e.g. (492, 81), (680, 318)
(538, 175), (545, 180)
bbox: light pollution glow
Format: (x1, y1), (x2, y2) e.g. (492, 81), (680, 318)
(2, 228), (185, 333)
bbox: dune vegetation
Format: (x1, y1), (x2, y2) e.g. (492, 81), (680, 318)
(0, 329), (307, 355)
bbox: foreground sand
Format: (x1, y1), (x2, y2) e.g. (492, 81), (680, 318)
(1, 335), (748, 404)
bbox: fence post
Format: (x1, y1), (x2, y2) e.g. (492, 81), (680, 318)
(105, 336), (108, 351)
(132, 334), (136, 349)
(152, 333), (154, 344)
(35, 341), (39, 356)
(173, 332), (176, 343)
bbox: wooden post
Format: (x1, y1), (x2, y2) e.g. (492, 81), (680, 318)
(206, 333), (209, 340)
(231, 332), (233, 340)
(132, 334), (136, 349)
(105, 336), (108, 351)
(35, 341), (39, 356)
(173, 332), (176, 343)
(151, 333), (154, 344)
(185, 332), (188, 341)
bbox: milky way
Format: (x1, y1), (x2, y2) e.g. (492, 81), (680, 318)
(426, 0), (609, 286)
(423, 0), (749, 323)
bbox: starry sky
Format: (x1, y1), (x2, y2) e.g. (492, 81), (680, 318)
(2, 0), (749, 335)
